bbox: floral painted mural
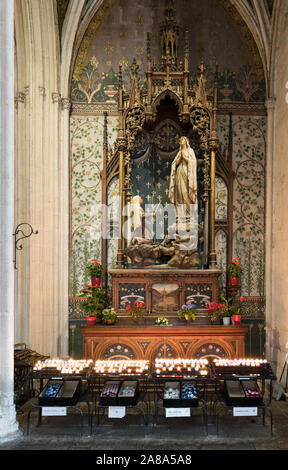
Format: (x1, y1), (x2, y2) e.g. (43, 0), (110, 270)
(70, 115), (119, 295)
(232, 116), (266, 297)
(217, 114), (266, 297)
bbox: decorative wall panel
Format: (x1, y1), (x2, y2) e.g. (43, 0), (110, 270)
(217, 115), (266, 297)
(70, 115), (119, 295)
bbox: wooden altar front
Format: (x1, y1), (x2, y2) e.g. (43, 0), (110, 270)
(80, 324), (249, 361)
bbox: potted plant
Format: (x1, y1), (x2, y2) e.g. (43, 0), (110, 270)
(155, 317), (169, 326)
(231, 296), (244, 326)
(86, 259), (103, 288)
(80, 285), (107, 325)
(227, 257), (243, 287)
(177, 304), (197, 322)
(206, 301), (230, 324)
(101, 308), (117, 325)
(125, 300), (148, 323)
(219, 295), (233, 325)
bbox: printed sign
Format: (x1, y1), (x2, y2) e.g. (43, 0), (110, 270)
(165, 408), (191, 418)
(108, 406), (126, 418)
(233, 407), (258, 417)
(42, 407), (67, 416)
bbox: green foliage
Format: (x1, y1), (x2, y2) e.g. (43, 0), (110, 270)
(101, 308), (117, 323)
(80, 286), (107, 316)
(177, 305), (196, 321)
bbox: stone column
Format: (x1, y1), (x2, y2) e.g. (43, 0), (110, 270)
(265, 97), (276, 366)
(0, 0), (19, 438)
(59, 97), (72, 358)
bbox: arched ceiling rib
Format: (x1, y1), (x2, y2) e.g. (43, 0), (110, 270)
(229, 0), (273, 87)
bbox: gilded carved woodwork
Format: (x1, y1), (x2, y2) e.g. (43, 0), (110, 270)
(102, 4), (219, 269)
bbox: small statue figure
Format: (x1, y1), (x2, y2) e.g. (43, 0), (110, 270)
(130, 195), (153, 241)
(168, 136), (198, 213)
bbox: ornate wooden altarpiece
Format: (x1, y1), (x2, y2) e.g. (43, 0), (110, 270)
(81, 5), (248, 361)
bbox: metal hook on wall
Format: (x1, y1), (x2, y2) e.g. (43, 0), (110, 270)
(13, 223), (39, 269)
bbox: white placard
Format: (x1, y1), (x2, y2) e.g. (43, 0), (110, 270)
(108, 406), (126, 418)
(233, 407), (258, 417)
(165, 408), (191, 418)
(42, 407), (67, 416)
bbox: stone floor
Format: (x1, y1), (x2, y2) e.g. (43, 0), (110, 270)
(1, 397), (288, 451)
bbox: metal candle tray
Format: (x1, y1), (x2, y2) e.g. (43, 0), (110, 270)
(38, 378), (82, 406)
(211, 361), (276, 379)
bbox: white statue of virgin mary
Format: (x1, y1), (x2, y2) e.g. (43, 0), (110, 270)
(168, 136), (198, 211)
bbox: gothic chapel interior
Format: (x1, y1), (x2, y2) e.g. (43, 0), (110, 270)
(0, 0), (288, 439)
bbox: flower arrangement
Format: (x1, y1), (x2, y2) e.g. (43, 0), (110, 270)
(101, 308), (117, 325)
(227, 257), (243, 278)
(178, 304), (197, 321)
(125, 300), (147, 321)
(86, 259), (102, 278)
(155, 317), (169, 325)
(207, 296), (245, 324)
(206, 301), (229, 323)
(80, 284), (107, 317)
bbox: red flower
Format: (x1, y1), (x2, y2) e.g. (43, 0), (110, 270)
(239, 296), (244, 303)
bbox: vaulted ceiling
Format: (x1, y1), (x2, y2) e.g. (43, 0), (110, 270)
(56, 0), (278, 95)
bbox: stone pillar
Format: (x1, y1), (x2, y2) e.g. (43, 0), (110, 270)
(14, 1), (70, 358)
(265, 97), (276, 366)
(0, 0), (19, 438)
(59, 97), (72, 357)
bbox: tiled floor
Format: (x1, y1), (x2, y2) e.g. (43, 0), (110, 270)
(1, 398), (288, 450)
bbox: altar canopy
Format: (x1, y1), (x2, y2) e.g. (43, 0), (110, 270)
(101, 4), (219, 273)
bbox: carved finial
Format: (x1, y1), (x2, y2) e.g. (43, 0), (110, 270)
(214, 62), (219, 82)
(129, 59), (141, 107)
(160, 0), (179, 61)
(103, 111), (108, 153)
(131, 58), (139, 77)
(118, 65), (123, 88)
(199, 59), (205, 76)
(195, 60), (208, 107)
(147, 32), (151, 59)
(184, 29), (189, 55)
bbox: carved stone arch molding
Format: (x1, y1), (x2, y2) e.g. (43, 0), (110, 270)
(269, 0), (287, 97)
(60, 0), (87, 97)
